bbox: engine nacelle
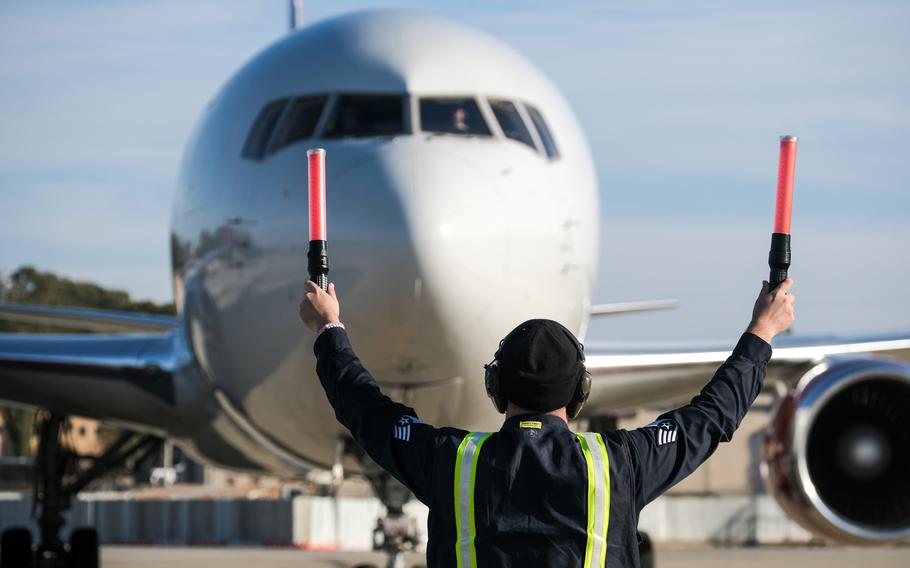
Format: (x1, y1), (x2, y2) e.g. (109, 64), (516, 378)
(764, 358), (910, 544)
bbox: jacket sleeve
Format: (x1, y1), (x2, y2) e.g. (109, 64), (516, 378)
(621, 332), (772, 509)
(313, 327), (438, 505)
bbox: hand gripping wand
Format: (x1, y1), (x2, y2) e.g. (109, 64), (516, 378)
(769, 136), (798, 291)
(307, 148), (329, 292)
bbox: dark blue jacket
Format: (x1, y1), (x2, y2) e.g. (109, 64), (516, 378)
(315, 328), (771, 567)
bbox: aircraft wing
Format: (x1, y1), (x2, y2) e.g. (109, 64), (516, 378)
(0, 302), (176, 332)
(581, 331), (910, 415)
(0, 304), (310, 478)
(0, 303), (186, 434)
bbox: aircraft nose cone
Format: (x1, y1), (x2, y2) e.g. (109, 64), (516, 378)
(323, 140), (508, 378)
(390, 143), (510, 327)
(322, 141), (508, 379)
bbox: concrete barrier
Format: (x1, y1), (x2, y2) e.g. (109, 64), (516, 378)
(0, 492), (813, 549)
(637, 495), (812, 544)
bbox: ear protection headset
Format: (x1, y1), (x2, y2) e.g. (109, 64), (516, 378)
(484, 324), (592, 420)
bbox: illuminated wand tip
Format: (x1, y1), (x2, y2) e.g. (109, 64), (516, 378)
(307, 148), (327, 242)
(774, 136), (798, 235)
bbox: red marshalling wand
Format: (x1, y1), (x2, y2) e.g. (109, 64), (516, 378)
(769, 135), (797, 290)
(307, 148), (329, 291)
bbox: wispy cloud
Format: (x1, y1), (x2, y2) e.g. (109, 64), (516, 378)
(0, 0), (907, 337)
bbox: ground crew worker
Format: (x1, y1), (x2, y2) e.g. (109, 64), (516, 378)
(298, 278), (795, 567)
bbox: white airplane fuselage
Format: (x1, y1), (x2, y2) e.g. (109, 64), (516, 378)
(3, 8), (909, 548)
(169, 11), (599, 474)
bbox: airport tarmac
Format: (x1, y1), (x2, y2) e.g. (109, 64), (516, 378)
(102, 545), (910, 568)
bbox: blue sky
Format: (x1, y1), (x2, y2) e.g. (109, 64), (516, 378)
(1, 1), (907, 341)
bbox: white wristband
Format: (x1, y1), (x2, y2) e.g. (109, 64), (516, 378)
(316, 322), (345, 339)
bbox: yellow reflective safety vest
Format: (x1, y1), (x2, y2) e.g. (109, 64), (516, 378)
(454, 429), (612, 568)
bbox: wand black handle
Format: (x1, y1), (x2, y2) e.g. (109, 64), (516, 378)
(768, 233), (790, 291)
(308, 240), (329, 292)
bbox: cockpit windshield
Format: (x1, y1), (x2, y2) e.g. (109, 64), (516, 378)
(269, 95), (327, 155)
(525, 103), (559, 159)
(242, 93), (560, 163)
(322, 94), (406, 138)
(242, 99), (286, 160)
(419, 97), (491, 137)
(488, 98), (536, 151)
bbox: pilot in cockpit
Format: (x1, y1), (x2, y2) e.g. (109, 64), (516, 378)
(452, 106), (469, 132)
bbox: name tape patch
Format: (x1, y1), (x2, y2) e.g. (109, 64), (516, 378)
(519, 420), (542, 429)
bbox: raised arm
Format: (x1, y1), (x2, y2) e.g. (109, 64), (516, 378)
(299, 281), (437, 504)
(623, 279), (796, 508)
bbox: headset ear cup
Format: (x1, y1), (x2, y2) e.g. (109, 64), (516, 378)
(567, 370), (592, 420)
(484, 362), (507, 414)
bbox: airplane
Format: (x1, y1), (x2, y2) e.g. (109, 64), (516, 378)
(1, 8), (909, 568)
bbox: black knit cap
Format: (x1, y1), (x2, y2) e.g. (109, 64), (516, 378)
(497, 319), (585, 413)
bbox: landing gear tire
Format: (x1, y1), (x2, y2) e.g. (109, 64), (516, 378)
(638, 530), (655, 568)
(1, 527), (33, 568)
(66, 528), (98, 568)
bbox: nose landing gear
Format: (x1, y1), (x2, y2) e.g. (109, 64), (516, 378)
(366, 472), (420, 568)
(341, 445), (421, 568)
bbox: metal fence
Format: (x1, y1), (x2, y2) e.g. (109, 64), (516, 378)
(0, 492), (812, 550)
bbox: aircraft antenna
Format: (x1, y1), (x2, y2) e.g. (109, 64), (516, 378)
(289, 0), (304, 31)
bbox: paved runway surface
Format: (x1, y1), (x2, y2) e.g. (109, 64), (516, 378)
(102, 545), (910, 568)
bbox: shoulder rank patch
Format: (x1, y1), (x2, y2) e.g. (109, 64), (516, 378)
(394, 415), (423, 442)
(645, 418), (678, 446)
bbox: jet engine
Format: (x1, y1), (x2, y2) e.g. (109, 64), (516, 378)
(764, 358), (910, 544)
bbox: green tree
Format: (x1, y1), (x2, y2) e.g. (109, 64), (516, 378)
(0, 265), (175, 333)
(2, 265), (174, 313)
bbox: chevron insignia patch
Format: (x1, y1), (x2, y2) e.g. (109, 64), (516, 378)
(645, 418), (678, 446)
(394, 415), (423, 442)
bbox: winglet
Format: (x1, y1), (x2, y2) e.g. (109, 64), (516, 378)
(589, 299), (679, 317)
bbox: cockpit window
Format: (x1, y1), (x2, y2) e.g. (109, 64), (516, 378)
(268, 95), (328, 155)
(242, 99), (287, 160)
(488, 99), (536, 151)
(525, 104), (559, 160)
(419, 97), (491, 137)
(322, 94), (406, 138)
